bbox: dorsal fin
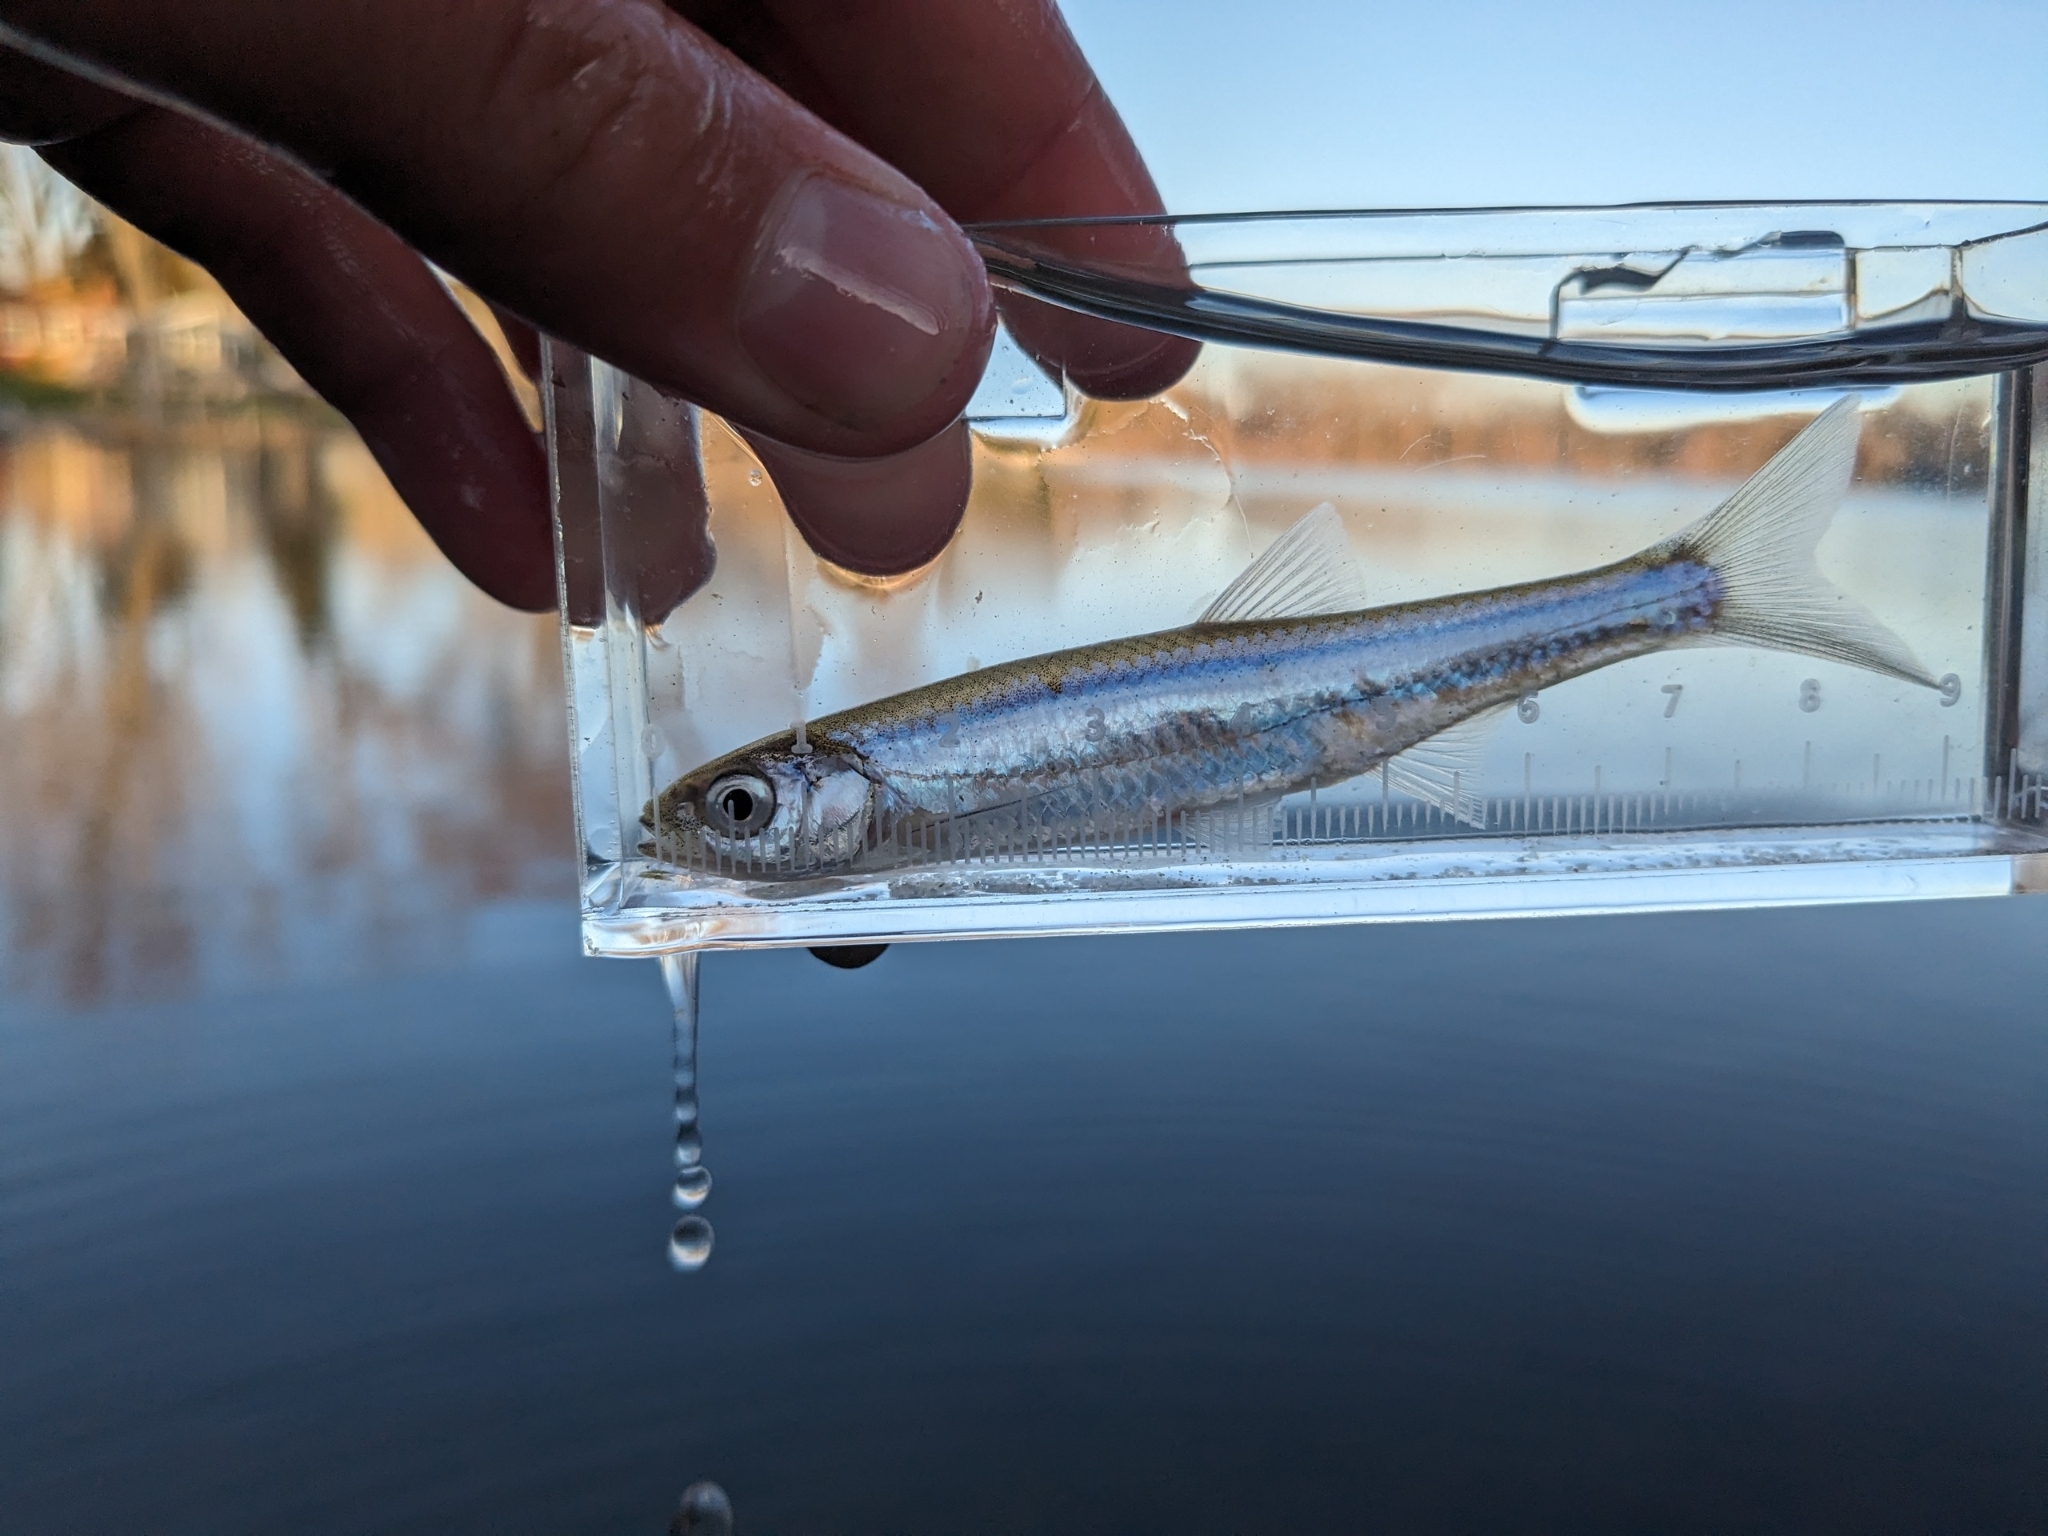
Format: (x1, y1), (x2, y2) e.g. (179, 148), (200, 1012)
(1200, 503), (1367, 624)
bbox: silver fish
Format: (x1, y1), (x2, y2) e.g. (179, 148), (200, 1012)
(652, 398), (1935, 878)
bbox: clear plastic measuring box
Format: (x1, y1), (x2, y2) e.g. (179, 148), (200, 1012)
(547, 204), (2048, 957)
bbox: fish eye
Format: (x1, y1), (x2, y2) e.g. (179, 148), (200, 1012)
(703, 772), (776, 836)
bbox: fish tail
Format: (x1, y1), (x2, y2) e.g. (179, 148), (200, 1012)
(1664, 396), (1936, 688)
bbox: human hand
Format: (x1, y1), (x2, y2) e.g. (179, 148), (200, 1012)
(0, 1), (1197, 612)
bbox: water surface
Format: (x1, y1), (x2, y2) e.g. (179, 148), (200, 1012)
(1, 414), (2043, 1533)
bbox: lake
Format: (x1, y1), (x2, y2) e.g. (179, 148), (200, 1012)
(2, 410), (2043, 1533)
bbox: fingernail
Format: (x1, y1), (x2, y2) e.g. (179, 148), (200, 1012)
(738, 173), (991, 438)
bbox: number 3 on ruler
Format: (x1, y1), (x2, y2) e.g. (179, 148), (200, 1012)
(1660, 684), (1682, 718)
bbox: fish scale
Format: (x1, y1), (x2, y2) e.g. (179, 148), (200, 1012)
(840, 568), (1704, 830)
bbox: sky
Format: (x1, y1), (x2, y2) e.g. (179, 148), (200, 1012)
(1061, 0), (2048, 212)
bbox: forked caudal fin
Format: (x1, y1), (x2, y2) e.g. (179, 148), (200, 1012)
(1663, 396), (1937, 688)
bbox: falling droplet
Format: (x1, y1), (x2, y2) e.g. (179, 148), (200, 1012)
(671, 1480), (734, 1536)
(661, 952), (713, 1268)
(747, 468), (763, 486)
(673, 1165), (712, 1208)
(674, 1126), (703, 1169)
(668, 1216), (715, 1271)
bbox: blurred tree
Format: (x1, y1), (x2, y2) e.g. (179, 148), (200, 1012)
(0, 144), (94, 295)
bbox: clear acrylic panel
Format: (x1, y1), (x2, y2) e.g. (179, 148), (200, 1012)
(549, 204), (2048, 956)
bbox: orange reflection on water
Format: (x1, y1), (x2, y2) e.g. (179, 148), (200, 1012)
(0, 410), (573, 1005)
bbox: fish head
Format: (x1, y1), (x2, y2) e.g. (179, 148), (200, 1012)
(648, 735), (875, 875)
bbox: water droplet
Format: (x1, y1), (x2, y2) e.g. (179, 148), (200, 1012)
(747, 468), (762, 486)
(674, 1127), (703, 1168)
(668, 1216), (714, 1271)
(673, 1165), (712, 1208)
(641, 724), (667, 759)
(671, 1480), (734, 1535)
(809, 943), (888, 970)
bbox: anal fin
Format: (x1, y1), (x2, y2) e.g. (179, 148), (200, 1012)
(1378, 707), (1506, 828)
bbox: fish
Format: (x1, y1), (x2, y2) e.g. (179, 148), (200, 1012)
(649, 397), (1936, 878)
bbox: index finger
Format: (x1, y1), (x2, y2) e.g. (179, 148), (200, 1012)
(0, 0), (996, 460)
